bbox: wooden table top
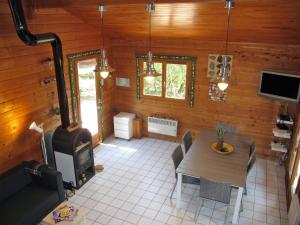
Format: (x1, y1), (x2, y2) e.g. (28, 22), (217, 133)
(177, 129), (252, 187)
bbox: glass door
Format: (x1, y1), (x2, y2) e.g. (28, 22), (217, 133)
(76, 58), (100, 146)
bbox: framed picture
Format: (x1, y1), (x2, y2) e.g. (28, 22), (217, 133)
(208, 81), (227, 102)
(207, 54), (233, 78)
(116, 77), (130, 87)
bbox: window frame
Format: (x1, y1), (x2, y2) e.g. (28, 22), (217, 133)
(136, 54), (197, 108)
(140, 59), (190, 102)
(67, 49), (105, 142)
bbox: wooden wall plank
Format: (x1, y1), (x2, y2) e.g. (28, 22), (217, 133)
(0, 3), (113, 173)
(110, 39), (300, 157)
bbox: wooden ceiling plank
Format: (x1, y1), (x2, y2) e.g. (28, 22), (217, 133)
(32, 0), (300, 45)
(35, 0), (222, 8)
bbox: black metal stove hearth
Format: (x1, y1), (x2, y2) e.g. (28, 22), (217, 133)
(9, 0), (95, 189)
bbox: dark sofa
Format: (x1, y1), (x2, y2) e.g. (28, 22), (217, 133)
(0, 161), (65, 225)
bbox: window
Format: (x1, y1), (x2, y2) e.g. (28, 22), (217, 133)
(141, 60), (188, 100)
(136, 54), (197, 107)
(166, 63), (187, 100)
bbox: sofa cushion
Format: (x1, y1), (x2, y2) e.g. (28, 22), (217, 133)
(0, 164), (32, 202)
(0, 183), (60, 225)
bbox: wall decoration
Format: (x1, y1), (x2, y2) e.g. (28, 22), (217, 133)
(116, 77), (130, 87)
(208, 81), (227, 102)
(207, 54), (233, 78)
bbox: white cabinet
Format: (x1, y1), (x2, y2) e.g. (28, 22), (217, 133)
(114, 112), (136, 140)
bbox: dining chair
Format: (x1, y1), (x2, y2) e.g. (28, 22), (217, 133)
(194, 177), (232, 221)
(170, 145), (200, 199)
(244, 142), (256, 195)
(216, 123), (237, 134)
(182, 130), (193, 154)
(249, 142), (256, 160)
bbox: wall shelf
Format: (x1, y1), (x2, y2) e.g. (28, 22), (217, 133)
(271, 141), (288, 153)
(277, 115), (294, 125)
(272, 127), (291, 139)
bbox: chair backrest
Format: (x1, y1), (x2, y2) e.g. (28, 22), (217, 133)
(216, 123), (236, 134)
(171, 145), (184, 178)
(182, 130), (193, 154)
(199, 177), (232, 204)
(249, 142), (256, 157)
(247, 142), (256, 173)
(247, 154), (256, 173)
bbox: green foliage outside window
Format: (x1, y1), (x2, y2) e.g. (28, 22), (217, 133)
(142, 61), (187, 100)
(79, 72), (96, 99)
(166, 64), (187, 99)
(143, 62), (163, 96)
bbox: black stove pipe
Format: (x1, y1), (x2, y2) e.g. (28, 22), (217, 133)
(8, 0), (70, 129)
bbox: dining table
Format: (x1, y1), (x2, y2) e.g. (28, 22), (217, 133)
(176, 128), (252, 224)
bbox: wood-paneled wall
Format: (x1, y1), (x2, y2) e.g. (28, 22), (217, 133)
(0, 2), (114, 173)
(111, 38), (300, 156)
(1, 0), (300, 172)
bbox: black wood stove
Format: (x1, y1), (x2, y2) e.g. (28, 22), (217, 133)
(9, 0), (95, 189)
(53, 127), (95, 189)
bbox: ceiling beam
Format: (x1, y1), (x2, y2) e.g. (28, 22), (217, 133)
(34, 0), (222, 9)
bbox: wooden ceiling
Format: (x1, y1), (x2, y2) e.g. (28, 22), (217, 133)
(35, 0), (300, 44)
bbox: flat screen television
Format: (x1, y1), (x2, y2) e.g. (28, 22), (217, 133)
(258, 71), (300, 103)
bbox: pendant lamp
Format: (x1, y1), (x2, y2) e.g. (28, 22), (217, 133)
(140, 2), (161, 79)
(94, 4), (115, 79)
(217, 0), (235, 91)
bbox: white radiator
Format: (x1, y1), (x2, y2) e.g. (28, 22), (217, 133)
(288, 193), (300, 225)
(148, 116), (178, 137)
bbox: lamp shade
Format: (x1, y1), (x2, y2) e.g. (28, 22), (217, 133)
(217, 69), (229, 91)
(217, 56), (230, 91)
(140, 51), (161, 78)
(140, 62), (161, 78)
(100, 71), (110, 79)
(94, 64), (115, 79)
(29, 122), (43, 133)
(94, 50), (115, 79)
(218, 82), (229, 91)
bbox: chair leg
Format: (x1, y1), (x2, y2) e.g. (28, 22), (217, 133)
(170, 182), (177, 199)
(239, 198), (243, 213)
(224, 204), (229, 225)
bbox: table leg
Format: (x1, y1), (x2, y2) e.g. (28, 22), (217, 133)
(232, 187), (243, 224)
(176, 172), (182, 208)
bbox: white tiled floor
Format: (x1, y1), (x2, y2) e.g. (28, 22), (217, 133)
(68, 137), (288, 225)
